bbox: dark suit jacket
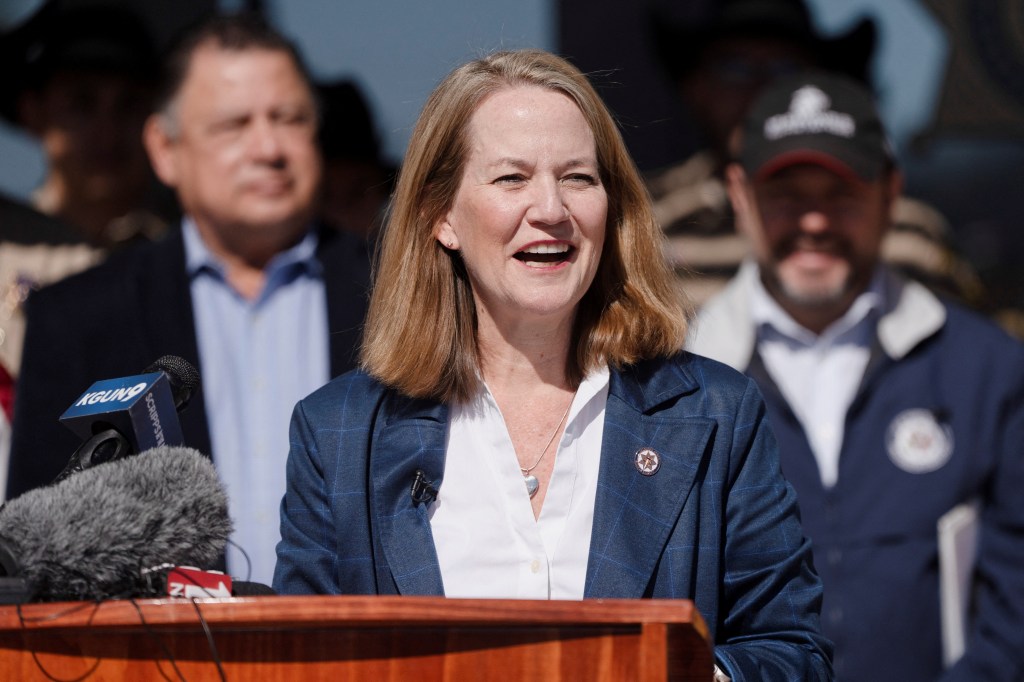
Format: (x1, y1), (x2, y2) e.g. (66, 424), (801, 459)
(0, 192), (81, 245)
(7, 225), (370, 498)
(273, 354), (833, 680)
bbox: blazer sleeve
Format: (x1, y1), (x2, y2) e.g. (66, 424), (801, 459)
(713, 378), (834, 680)
(273, 374), (382, 596)
(273, 397), (342, 594)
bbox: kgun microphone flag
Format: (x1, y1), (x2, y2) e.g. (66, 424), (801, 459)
(56, 355), (200, 480)
(0, 446), (232, 602)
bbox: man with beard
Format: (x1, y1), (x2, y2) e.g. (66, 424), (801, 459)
(646, 0), (984, 315)
(688, 71), (1024, 681)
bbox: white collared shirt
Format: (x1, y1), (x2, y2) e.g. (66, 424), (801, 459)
(429, 366), (610, 599)
(750, 271), (883, 488)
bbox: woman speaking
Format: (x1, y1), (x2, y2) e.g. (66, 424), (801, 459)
(274, 49), (831, 679)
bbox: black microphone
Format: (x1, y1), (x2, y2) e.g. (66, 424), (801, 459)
(145, 355), (200, 411)
(410, 469), (438, 505)
(54, 355), (200, 481)
(0, 446), (232, 602)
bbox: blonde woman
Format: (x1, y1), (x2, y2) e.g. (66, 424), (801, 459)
(274, 49), (831, 680)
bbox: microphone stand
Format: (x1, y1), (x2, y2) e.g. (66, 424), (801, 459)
(53, 427), (132, 484)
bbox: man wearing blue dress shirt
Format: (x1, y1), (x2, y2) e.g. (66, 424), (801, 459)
(8, 15), (370, 587)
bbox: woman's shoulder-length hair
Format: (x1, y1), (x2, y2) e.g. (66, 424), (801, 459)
(360, 48), (690, 403)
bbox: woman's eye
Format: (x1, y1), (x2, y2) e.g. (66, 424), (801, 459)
(564, 173), (596, 185)
(494, 174), (525, 185)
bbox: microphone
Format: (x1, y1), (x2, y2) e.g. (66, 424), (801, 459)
(0, 446), (232, 602)
(145, 355), (200, 411)
(54, 355), (200, 481)
(410, 469), (438, 505)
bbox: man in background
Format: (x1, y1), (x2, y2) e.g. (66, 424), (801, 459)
(0, 193), (92, 496)
(0, 3), (175, 490)
(3, 3), (172, 246)
(8, 14), (370, 587)
(689, 70), (1024, 681)
(647, 0), (981, 310)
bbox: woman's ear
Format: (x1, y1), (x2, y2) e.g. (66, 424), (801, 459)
(434, 216), (459, 250)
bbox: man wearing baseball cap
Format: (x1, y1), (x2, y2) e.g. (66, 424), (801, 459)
(689, 71), (1024, 681)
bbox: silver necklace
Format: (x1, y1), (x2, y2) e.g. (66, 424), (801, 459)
(520, 395), (573, 499)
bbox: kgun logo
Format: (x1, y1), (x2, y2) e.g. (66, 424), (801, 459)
(59, 372), (184, 451)
(74, 382), (149, 406)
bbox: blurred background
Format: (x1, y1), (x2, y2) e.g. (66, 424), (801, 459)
(2, 0), (1022, 311)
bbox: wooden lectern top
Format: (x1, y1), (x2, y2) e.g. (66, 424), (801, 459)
(0, 595), (712, 681)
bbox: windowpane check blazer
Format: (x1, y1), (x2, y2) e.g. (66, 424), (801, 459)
(274, 352), (833, 680)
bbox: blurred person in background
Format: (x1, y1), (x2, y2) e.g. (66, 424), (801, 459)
(8, 13), (370, 587)
(0, 2), (178, 395)
(646, 0), (982, 312)
(0, 1), (171, 494)
(316, 78), (395, 244)
(0, 192), (89, 497)
(689, 70), (1024, 681)
(4, 2), (174, 247)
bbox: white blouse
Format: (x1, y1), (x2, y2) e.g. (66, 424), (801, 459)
(429, 366), (610, 599)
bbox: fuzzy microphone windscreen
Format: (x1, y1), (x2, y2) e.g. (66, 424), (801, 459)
(0, 446), (232, 601)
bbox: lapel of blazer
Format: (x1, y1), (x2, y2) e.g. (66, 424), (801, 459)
(136, 229), (212, 456)
(370, 393), (448, 595)
(584, 357), (716, 598)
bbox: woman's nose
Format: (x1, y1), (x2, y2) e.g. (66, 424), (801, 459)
(527, 178), (570, 225)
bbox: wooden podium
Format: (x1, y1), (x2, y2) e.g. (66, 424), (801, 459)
(0, 595), (711, 680)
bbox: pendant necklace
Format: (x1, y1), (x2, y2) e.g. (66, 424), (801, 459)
(520, 394), (574, 499)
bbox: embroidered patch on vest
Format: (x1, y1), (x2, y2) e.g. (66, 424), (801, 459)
(886, 409), (954, 474)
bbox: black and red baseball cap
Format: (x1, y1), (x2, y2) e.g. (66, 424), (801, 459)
(739, 70), (894, 182)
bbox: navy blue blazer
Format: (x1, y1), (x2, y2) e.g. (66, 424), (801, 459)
(274, 352), (833, 679)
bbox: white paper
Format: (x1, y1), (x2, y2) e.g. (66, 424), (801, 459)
(938, 500), (980, 667)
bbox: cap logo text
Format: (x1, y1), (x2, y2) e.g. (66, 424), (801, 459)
(764, 86), (855, 140)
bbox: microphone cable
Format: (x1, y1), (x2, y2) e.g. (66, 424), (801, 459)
(13, 568), (231, 682)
